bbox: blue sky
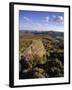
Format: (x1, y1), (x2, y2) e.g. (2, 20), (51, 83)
(19, 10), (64, 32)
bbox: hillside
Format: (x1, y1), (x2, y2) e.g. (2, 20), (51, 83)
(19, 30), (64, 79)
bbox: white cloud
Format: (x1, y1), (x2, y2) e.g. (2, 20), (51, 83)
(58, 16), (63, 21)
(44, 16), (49, 22)
(24, 16), (30, 21)
(52, 15), (64, 24)
(42, 16), (49, 23)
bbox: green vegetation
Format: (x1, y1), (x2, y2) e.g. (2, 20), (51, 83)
(19, 31), (64, 79)
(32, 55), (41, 67)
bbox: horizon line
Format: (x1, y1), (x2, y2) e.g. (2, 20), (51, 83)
(19, 29), (64, 32)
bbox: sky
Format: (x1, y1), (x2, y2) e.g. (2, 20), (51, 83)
(19, 10), (64, 32)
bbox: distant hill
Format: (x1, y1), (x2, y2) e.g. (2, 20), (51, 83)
(32, 31), (64, 40)
(20, 30), (64, 40)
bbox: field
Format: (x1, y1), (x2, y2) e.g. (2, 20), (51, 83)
(19, 30), (64, 79)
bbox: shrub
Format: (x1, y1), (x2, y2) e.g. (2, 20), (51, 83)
(44, 59), (64, 77)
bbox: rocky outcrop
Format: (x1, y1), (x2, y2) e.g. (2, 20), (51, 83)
(21, 39), (46, 65)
